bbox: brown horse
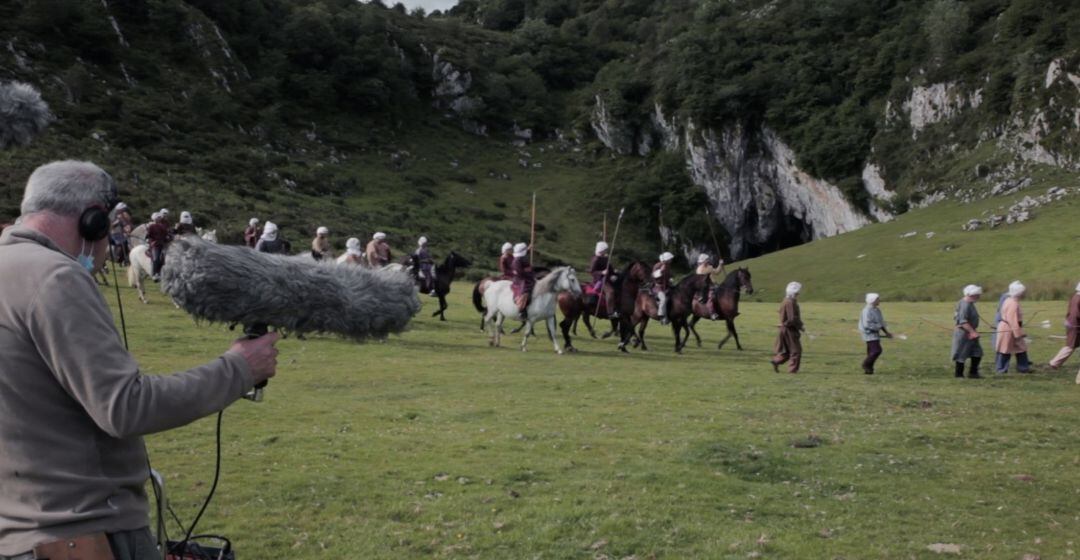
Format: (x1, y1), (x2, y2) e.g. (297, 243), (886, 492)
(556, 272), (621, 352)
(675, 268), (754, 352)
(616, 261), (661, 353)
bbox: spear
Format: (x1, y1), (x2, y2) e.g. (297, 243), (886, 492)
(603, 212), (608, 243)
(596, 207), (625, 317)
(530, 192), (537, 265)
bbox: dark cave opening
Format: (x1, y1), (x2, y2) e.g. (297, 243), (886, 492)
(740, 212), (813, 259)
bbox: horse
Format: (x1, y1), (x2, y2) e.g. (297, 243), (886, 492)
(482, 266), (582, 354)
(472, 266), (551, 331)
(616, 261), (660, 353)
(671, 268), (754, 353)
(388, 251), (472, 321)
(555, 271), (622, 352)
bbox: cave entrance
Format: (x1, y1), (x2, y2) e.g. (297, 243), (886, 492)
(742, 213), (813, 259)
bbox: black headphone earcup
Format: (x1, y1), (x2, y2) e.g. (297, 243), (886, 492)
(79, 207), (110, 241)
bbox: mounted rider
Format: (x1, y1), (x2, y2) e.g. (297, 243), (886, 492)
(588, 241), (619, 319)
(311, 226), (333, 261)
(413, 236), (437, 296)
(244, 217), (260, 248)
(338, 237), (365, 265)
(173, 210), (197, 236)
(254, 221), (287, 254)
(652, 252), (674, 325)
(695, 253), (725, 302)
(510, 242), (534, 320)
(145, 211), (172, 281)
(366, 232), (391, 267)
(109, 202), (132, 266)
(498, 242), (514, 279)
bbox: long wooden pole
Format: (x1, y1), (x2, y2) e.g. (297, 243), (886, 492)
(530, 192), (537, 265)
(595, 207), (625, 316)
(603, 212), (608, 242)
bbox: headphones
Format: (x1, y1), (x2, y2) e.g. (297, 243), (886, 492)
(78, 173), (120, 241)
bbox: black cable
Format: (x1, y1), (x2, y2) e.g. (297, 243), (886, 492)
(172, 410), (224, 555)
(108, 243), (129, 349)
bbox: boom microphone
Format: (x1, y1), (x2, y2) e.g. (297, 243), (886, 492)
(0, 81), (53, 149)
(161, 236), (421, 399)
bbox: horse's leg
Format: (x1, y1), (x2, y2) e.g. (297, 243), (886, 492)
(437, 293), (448, 321)
(602, 318), (617, 339)
(559, 314), (575, 352)
(637, 318), (649, 351)
(673, 319), (684, 353)
(520, 320), (534, 352)
(729, 318), (743, 351)
(717, 318), (734, 350)
(689, 316), (703, 347)
(546, 317), (563, 354)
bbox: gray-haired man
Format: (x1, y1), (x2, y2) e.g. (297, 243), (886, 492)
(0, 161), (280, 560)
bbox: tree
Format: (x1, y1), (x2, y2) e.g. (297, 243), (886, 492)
(924, 0), (970, 65)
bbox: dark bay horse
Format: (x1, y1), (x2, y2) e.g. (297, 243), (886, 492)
(675, 268), (754, 352)
(616, 261), (660, 353)
(556, 271), (621, 352)
(414, 251), (471, 321)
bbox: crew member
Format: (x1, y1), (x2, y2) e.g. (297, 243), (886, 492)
(0, 160), (280, 560)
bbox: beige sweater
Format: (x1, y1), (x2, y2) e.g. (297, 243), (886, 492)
(0, 227), (254, 554)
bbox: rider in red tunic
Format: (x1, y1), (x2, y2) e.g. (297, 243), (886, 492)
(498, 242), (514, 279)
(588, 241), (618, 318)
(510, 242), (534, 320)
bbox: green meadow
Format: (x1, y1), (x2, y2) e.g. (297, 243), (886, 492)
(110, 275), (1080, 559)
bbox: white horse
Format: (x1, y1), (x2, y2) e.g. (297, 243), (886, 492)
(483, 266), (582, 354)
(127, 229), (216, 303)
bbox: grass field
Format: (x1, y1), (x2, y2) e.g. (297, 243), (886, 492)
(108, 276), (1080, 559)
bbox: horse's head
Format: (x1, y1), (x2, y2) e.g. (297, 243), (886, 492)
(624, 261), (650, 283)
(736, 267), (754, 295)
(562, 267), (582, 296)
(447, 251), (471, 268)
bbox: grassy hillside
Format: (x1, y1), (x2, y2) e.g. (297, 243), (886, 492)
(115, 280), (1080, 559)
(742, 164), (1080, 301)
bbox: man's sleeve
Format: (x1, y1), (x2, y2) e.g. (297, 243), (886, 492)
(26, 266), (254, 439)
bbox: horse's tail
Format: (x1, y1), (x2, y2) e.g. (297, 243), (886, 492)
(127, 258), (137, 287)
(472, 281), (486, 314)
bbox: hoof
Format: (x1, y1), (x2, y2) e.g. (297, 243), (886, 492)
(567, 346), (578, 353)
(557, 350), (564, 355)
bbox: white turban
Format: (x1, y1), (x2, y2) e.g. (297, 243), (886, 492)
(418, 236), (428, 246)
(697, 253), (710, 264)
(151, 212), (161, 221)
(374, 232), (387, 241)
(501, 241), (513, 253)
(513, 242), (528, 258)
(1076, 281), (1080, 293)
(115, 202), (128, 211)
(785, 281), (802, 297)
(261, 221), (278, 241)
(346, 237), (362, 256)
(249, 217), (259, 226)
(159, 208), (169, 216)
(1008, 280), (1026, 297)
(659, 252), (674, 262)
(963, 284), (982, 297)
(595, 241), (609, 255)
(317, 226), (329, 236)
(865, 292), (880, 304)
(180, 211), (193, 225)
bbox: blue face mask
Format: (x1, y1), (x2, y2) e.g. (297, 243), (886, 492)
(77, 241), (95, 273)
